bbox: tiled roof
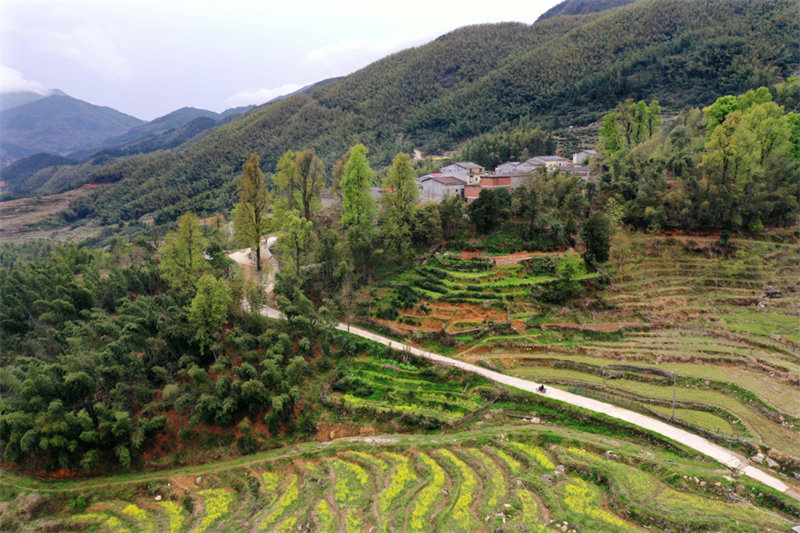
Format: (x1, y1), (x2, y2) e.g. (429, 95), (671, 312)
(429, 175), (466, 185)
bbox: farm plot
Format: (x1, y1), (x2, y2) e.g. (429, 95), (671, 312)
(328, 354), (488, 423)
(49, 427), (793, 532)
(360, 252), (598, 343)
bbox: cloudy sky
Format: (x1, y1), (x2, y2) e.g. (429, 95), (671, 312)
(1, 0), (561, 120)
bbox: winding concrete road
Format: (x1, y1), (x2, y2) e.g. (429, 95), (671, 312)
(228, 241), (800, 501)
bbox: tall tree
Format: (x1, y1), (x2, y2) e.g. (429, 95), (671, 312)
(381, 152), (419, 261)
(276, 211), (314, 280)
(294, 149), (325, 220)
(331, 147), (352, 201)
(581, 212), (613, 266)
(438, 193), (464, 240)
(340, 144), (375, 229)
(273, 149), (299, 214)
(188, 274), (232, 356)
(159, 212), (208, 291)
(233, 154), (270, 271)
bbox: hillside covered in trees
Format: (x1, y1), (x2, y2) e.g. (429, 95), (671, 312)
(25, 0), (797, 231)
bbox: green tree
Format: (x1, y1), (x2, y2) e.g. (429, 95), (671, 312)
(340, 144), (376, 229)
(331, 147), (352, 201)
(381, 153), (419, 261)
(294, 149), (325, 220)
(188, 274), (232, 356)
(468, 188), (511, 234)
(233, 154), (271, 271)
(438, 193), (464, 240)
(273, 149), (299, 214)
(581, 212), (613, 266)
(159, 212), (208, 291)
(277, 211), (314, 280)
(412, 202), (443, 247)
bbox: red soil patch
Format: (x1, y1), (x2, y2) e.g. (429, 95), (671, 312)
(459, 249), (565, 265)
(460, 250), (488, 260)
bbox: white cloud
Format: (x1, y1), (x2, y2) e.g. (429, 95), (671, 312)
(225, 83), (306, 108)
(39, 25), (134, 82)
(0, 66), (48, 94)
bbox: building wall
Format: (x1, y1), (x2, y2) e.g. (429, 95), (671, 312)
(419, 181), (464, 203)
(440, 164), (469, 181)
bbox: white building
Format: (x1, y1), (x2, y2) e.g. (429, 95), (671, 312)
(440, 162), (484, 185)
(494, 161), (538, 176)
(417, 174), (466, 202)
(572, 149), (597, 165)
(525, 155), (570, 169)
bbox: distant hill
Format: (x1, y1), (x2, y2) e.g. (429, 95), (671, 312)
(90, 116), (219, 160)
(0, 91), (46, 112)
(220, 105), (255, 119)
(50, 0), (800, 228)
(538, 0), (637, 20)
(0, 94), (143, 163)
(0, 153), (79, 196)
(69, 106), (221, 159)
(4, 78), (351, 194)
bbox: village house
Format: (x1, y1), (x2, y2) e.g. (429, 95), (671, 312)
(494, 161), (538, 176)
(572, 149), (597, 165)
(464, 173), (512, 203)
(417, 173), (466, 202)
(560, 163), (591, 180)
(440, 161), (484, 185)
(439, 154), (592, 204)
(525, 155), (570, 169)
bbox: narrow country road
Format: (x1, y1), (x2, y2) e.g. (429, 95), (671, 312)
(227, 241), (800, 502)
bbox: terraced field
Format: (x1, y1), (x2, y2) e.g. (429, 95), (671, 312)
(361, 251), (598, 341)
(458, 235), (800, 461)
(7, 426), (795, 532)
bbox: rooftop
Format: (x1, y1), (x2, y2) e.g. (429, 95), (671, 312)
(420, 174), (466, 185)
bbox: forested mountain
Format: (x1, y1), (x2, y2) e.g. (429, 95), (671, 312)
(0, 153), (79, 195)
(538, 0), (637, 20)
(0, 93), (143, 163)
(49, 0), (800, 228)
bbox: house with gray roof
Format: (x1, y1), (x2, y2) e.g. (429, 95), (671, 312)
(572, 149), (597, 165)
(417, 173), (465, 203)
(526, 155), (570, 169)
(494, 161), (538, 176)
(440, 162), (484, 185)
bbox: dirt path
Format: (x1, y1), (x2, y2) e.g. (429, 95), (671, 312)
(226, 240), (800, 502)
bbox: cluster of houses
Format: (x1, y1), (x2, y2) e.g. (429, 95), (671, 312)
(417, 150), (596, 203)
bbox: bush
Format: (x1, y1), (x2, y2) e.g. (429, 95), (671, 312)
(525, 256), (558, 276)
